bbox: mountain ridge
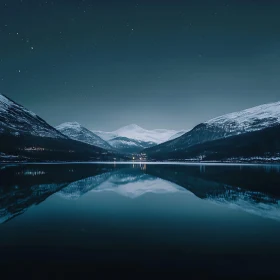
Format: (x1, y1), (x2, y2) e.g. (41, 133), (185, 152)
(108, 136), (155, 154)
(0, 94), (66, 139)
(0, 94), (122, 162)
(56, 122), (113, 150)
(144, 100), (280, 158)
(93, 124), (179, 144)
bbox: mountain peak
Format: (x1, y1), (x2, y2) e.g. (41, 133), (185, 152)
(93, 124), (179, 144)
(116, 124), (143, 132)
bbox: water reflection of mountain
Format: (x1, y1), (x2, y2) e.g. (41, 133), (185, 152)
(0, 164), (118, 223)
(145, 164), (280, 221)
(1, 163), (280, 223)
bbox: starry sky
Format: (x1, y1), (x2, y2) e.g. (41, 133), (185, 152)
(1, 0), (280, 131)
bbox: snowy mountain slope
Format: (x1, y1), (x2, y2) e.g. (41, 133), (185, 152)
(0, 94), (121, 162)
(168, 130), (188, 141)
(206, 101), (280, 133)
(93, 130), (117, 141)
(108, 136), (155, 154)
(93, 124), (179, 144)
(145, 101), (280, 156)
(0, 94), (66, 138)
(56, 122), (113, 150)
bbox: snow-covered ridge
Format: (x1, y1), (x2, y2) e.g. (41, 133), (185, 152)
(0, 94), (65, 138)
(93, 124), (179, 144)
(56, 122), (112, 150)
(0, 94), (36, 117)
(144, 100), (280, 156)
(206, 101), (280, 132)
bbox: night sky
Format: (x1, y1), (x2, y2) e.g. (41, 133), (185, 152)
(1, 0), (280, 131)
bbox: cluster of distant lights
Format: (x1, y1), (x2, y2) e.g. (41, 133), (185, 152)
(132, 156), (145, 161)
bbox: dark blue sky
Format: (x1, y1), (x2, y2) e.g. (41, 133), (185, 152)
(1, 0), (280, 131)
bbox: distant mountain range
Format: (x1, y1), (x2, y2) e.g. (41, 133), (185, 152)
(93, 124), (178, 144)
(1, 93), (280, 162)
(55, 123), (180, 154)
(92, 124), (180, 153)
(107, 136), (155, 154)
(144, 101), (280, 162)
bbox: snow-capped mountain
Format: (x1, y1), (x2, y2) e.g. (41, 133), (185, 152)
(108, 136), (155, 154)
(145, 101), (280, 159)
(56, 122), (112, 150)
(93, 124), (179, 144)
(0, 94), (65, 138)
(0, 94), (121, 162)
(92, 124), (180, 154)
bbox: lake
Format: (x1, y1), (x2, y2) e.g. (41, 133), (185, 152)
(1, 162), (280, 279)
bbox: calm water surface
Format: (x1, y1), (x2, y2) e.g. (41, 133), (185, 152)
(1, 163), (280, 278)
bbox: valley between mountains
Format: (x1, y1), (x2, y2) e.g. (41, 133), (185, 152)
(0, 93), (280, 163)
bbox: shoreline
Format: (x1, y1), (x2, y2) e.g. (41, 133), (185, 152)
(1, 161), (280, 167)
